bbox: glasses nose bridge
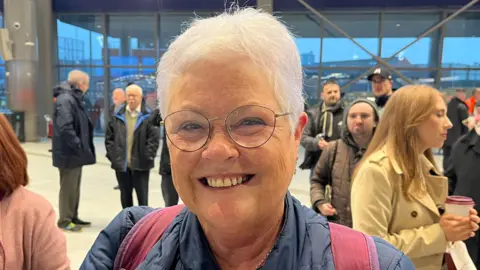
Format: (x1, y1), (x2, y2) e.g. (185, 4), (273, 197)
(206, 116), (233, 140)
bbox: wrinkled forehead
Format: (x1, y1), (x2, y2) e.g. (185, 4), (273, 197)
(167, 56), (280, 115)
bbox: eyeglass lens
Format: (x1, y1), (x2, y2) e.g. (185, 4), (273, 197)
(164, 105), (277, 151)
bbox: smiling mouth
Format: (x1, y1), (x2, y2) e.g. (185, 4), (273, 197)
(199, 175), (255, 188)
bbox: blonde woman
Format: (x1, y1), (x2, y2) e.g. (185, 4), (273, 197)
(351, 85), (480, 270)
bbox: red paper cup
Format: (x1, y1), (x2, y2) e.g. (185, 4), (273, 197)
(445, 196), (475, 217)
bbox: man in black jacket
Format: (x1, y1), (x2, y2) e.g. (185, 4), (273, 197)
(444, 88), (469, 171)
(367, 67), (393, 117)
(300, 80), (344, 178)
(52, 70), (96, 232)
(105, 84), (160, 208)
(445, 109), (480, 267)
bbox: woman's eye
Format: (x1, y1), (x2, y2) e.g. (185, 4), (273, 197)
(239, 118), (265, 126)
(179, 122), (203, 131)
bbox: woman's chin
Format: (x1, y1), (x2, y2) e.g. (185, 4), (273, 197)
(198, 201), (256, 228)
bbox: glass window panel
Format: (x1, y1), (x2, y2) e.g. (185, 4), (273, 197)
(281, 14), (321, 67)
(442, 13), (480, 69)
(110, 68), (157, 109)
(159, 13), (210, 55)
(57, 15), (104, 65)
(322, 14), (379, 67)
(58, 67), (105, 135)
(303, 68), (320, 106)
(320, 69), (373, 98)
(0, 14), (3, 65)
(108, 16), (156, 66)
(439, 70), (480, 89)
(0, 66), (7, 111)
(392, 70), (437, 88)
(381, 13), (441, 68)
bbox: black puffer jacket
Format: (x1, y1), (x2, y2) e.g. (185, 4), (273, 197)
(52, 83), (96, 169)
(105, 103), (160, 172)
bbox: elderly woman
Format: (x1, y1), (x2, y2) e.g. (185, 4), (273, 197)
(0, 113), (70, 269)
(351, 85), (480, 270)
(81, 8), (413, 269)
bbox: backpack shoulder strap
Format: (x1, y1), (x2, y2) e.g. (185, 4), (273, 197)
(327, 140), (339, 186)
(329, 222), (380, 270)
(114, 204), (185, 270)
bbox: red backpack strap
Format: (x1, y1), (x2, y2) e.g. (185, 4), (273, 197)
(114, 204), (185, 270)
(329, 223), (380, 270)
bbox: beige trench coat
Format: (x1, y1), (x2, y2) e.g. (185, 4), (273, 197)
(351, 149), (448, 270)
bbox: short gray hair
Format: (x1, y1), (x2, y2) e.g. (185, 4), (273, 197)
(156, 8), (304, 131)
(126, 84), (143, 96)
(67, 70), (89, 86)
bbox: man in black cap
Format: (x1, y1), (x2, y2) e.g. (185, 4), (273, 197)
(367, 67), (393, 115)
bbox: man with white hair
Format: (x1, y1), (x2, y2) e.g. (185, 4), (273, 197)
(105, 84), (160, 209)
(52, 69), (96, 232)
(82, 8), (413, 269)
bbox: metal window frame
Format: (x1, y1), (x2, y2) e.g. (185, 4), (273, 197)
(53, 4), (480, 99)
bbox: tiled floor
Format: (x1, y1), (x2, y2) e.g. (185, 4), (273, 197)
(23, 140), (443, 269)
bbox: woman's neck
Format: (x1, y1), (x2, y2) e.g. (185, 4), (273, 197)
(201, 205), (285, 270)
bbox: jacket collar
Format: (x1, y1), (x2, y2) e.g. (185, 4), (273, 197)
(172, 193), (325, 269)
(384, 147), (440, 176)
(116, 102), (151, 116)
(382, 147), (446, 217)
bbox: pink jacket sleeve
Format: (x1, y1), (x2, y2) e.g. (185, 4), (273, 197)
(31, 207), (70, 270)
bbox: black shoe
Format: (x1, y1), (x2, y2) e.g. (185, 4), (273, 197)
(114, 185), (120, 190)
(72, 218), (91, 227)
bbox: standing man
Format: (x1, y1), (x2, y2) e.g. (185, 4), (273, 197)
(300, 80), (344, 177)
(367, 67), (394, 116)
(110, 88), (126, 190)
(445, 102), (480, 267)
(52, 70), (96, 232)
(105, 84), (160, 208)
(310, 99), (379, 227)
(110, 88), (126, 116)
(466, 88), (480, 115)
(444, 88), (469, 171)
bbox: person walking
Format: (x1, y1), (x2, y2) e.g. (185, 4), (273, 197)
(52, 69), (96, 232)
(105, 84), (160, 208)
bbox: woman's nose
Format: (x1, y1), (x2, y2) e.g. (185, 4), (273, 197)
(201, 129), (240, 161)
(445, 117), (453, 129)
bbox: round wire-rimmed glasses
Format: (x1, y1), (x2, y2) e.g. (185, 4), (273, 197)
(161, 105), (291, 152)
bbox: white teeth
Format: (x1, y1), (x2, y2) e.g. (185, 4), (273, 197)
(205, 176), (249, 188)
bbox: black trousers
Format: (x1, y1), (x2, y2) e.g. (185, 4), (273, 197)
(58, 167), (82, 227)
(161, 174), (179, 207)
(115, 168), (150, 209)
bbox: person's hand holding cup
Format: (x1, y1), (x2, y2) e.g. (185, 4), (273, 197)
(440, 196), (480, 242)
